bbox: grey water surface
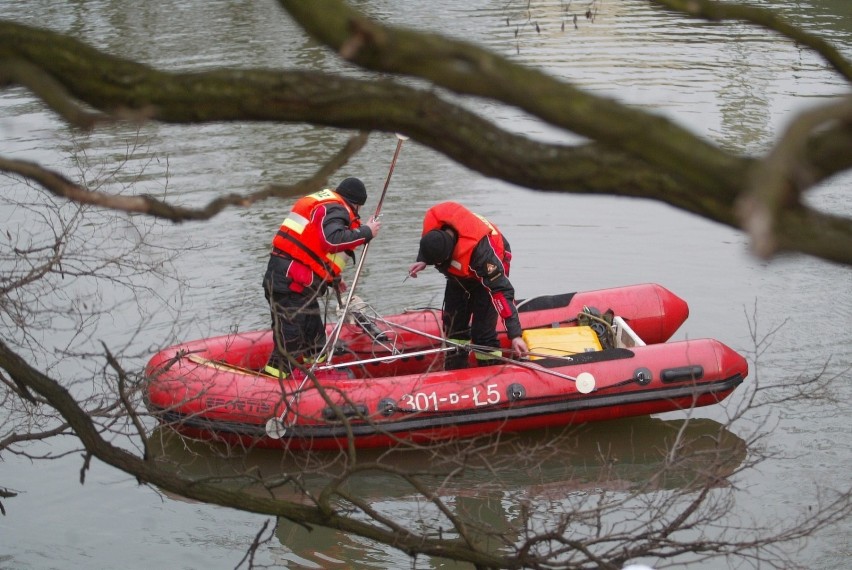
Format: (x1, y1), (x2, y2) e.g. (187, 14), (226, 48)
(1, 1), (850, 569)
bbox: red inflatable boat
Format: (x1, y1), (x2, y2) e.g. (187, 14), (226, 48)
(144, 283), (748, 451)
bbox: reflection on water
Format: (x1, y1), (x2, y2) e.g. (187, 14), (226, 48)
(150, 416), (746, 568)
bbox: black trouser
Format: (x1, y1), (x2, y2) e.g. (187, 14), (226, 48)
(442, 277), (500, 370)
(264, 287), (326, 375)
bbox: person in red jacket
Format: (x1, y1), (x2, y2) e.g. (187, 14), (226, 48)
(263, 178), (381, 378)
(408, 201), (528, 370)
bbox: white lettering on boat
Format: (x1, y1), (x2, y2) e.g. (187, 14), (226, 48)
(399, 384), (500, 411)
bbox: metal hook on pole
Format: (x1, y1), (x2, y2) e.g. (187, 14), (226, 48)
(318, 133), (408, 366)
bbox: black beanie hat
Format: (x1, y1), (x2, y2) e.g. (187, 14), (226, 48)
(335, 177), (367, 206)
(419, 229), (454, 265)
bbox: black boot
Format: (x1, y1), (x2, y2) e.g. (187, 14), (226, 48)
(444, 347), (470, 370)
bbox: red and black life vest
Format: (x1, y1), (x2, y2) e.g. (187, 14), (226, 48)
(421, 201), (508, 279)
(272, 189), (361, 282)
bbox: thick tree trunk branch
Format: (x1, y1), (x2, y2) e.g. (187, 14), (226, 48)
(279, 0), (746, 193)
(740, 98), (852, 257)
(1, 12), (851, 264)
(276, 0), (852, 264)
(2, 5), (851, 566)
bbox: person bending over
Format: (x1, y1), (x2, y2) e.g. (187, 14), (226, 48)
(408, 201), (528, 370)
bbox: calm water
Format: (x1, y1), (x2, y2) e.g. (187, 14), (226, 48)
(1, 1), (850, 568)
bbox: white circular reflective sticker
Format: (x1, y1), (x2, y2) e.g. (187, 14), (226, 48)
(576, 372), (596, 394)
(264, 417), (286, 439)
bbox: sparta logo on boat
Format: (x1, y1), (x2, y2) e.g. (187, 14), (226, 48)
(206, 396), (273, 415)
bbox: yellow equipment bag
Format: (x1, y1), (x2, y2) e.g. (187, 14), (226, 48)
(522, 326), (602, 359)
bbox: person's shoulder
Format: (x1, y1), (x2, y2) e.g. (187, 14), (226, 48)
(321, 201), (348, 215)
(320, 202), (353, 226)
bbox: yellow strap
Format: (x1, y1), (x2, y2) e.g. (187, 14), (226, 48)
(263, 364), (289, 378)
(302, 352), (327, 365)
(474, 349), (502, 361)
(186, 353), (256, 375)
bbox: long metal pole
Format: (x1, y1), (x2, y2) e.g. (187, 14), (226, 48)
(318, 134), (408, 366)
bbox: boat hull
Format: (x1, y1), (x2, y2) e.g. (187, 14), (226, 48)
(144, 283), (746, 451)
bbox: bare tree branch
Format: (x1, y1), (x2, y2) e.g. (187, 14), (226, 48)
(0, 133), (368, 220)
(1, 3), (851, 566)
(2, 15), (851, 263)
(652, 0), (852, 83)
